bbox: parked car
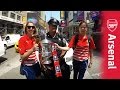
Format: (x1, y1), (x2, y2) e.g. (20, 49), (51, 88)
(0, 35), (6, 56)
(2, 34), (21, 50)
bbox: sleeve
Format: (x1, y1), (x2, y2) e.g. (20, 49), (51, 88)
(18, 37), (26, 55)
(89, 37), (96, 50)
(68, 35), (75, 48)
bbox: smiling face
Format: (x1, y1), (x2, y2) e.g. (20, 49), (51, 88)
(25, 22), (36, 37)
(79, 22), (88, 35)
(49, 24), (57, 33)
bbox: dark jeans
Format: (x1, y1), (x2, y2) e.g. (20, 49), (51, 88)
(73, 59), (88, 79)
(20, 62), (41, 79)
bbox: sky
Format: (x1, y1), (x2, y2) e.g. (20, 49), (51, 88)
(45, 11), (60, 22)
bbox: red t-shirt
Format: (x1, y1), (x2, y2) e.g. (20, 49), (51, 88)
(68, 35), (96, 61)
(19, 34), (42, 66)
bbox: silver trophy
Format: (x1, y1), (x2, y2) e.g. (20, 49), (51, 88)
(41, 30), (53, 65)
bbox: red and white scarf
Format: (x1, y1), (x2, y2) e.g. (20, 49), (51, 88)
(52, 43), (62, 77)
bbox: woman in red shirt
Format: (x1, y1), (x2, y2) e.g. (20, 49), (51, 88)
(19, 22), (42, 79)
(55, 20), (96, 79)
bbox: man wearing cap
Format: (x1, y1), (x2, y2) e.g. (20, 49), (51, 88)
(41, 18), (71, 79)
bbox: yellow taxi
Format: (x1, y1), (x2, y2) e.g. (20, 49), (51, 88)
(14, 40), (19, 53)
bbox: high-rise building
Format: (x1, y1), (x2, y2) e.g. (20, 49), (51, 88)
(0, 11), (24, 35)
(25, 11), (46, 30)
(38, 11), (47, 30)
(60, 11), (65, 20)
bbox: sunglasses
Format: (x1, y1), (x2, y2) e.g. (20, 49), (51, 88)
(27, 26), (35, 29)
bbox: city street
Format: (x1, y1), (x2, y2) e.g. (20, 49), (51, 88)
(0, 46), (25, 79)
(69, 49), (103, 79)
(0, 11), (103, 79)
(0, 46), (102, 79)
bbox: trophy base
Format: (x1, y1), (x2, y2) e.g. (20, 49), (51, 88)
(43, 60), (52, 64)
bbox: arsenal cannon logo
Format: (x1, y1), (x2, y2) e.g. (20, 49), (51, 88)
(107, 19), (118, 32)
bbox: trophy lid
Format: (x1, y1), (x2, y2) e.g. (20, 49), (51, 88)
(41, 38), (52, 44)
(41, 29), (53, 44)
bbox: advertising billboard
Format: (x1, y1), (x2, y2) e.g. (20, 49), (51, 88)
(77, 11), (84, 21)
(60, 11), (65, 19)
(27, 12), (39, 27)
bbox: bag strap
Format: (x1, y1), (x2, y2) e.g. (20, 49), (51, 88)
(87, 34), (91, 43)
(73, 34), (79, 50)
(87, 34), (91, 49)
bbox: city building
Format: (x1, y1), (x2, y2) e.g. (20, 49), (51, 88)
(26, 11), (46, 29)
(0, 11), (23, 36)
(58, 11), (66, 34)
(38, 11), (47, 30)
(0, 11), (48, 36)
(21, 11), (27, 28)
(62, 11), (94, 41)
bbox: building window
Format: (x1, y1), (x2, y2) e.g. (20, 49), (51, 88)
(10, 13), (15, 19)
(17, 15), (21, 21)
(2, 11), (9, 17)
(15, 11), (19, 13)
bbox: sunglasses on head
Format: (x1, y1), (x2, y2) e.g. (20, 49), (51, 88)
(27, 26), (35, 29)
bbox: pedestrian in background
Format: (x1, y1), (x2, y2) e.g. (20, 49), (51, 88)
(55, 20), (96, 79)
(18, 22), (42, 79)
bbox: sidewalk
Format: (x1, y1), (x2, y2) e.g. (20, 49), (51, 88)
(70, 70), (93, 79)
(65, 48), (102, 79)
(0, 49), (102, 79)
(0, 66), (26, 79)
(0, 65), (93, 79)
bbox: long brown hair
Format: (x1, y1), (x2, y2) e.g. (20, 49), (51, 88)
(78, 20), (88, 28)
(24, 21), (37, 34)
(74, 20), (88, 48)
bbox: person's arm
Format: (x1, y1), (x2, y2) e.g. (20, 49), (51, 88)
(55, 35), (75, 51)
(20, 48), (34, 61)
(60, 50), (67, 57)
(60, 38), (69, 57)
(55, 43), (70, 51)
(88, 37), (96, 68)
(20, 44), (38, 61)
(19, 37), (39, 61)
(88, 49), (93, 68)
(89, 49), (93, 64)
